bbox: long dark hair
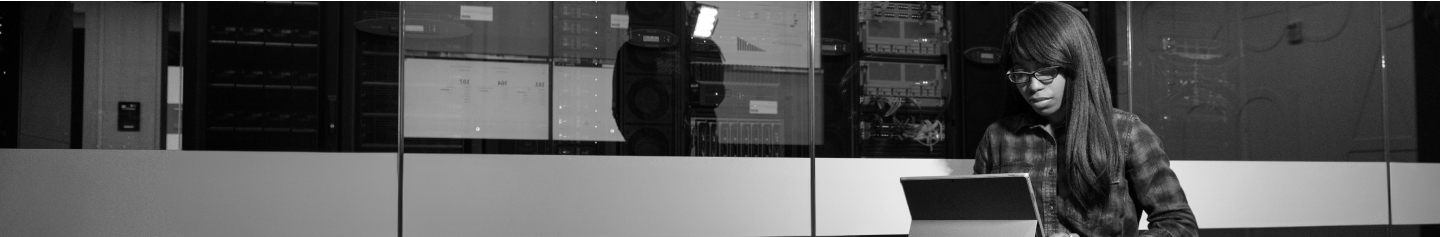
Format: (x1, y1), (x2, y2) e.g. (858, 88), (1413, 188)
(1001, 2), (1120, 209)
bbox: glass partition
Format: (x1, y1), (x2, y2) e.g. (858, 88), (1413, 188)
(396, 3), (819, 236)
(1384, 2), (1437, 237)
(399, 1), (820, 157)
(1118, 2), (1395, 162)
(2, 2), (404, 152)
(4, 2), (175, 150)
(1, 3), (404, 236)
(5, 1), (1432, 236)
(1117, 2), (1407, 236)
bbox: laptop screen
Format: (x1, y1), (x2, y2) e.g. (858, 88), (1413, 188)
(900, 173), (1039, 221)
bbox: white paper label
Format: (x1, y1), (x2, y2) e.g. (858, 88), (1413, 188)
(749, 100), (778, 114)
(459, 5), (494, 21)
(610, 14), (629, 28)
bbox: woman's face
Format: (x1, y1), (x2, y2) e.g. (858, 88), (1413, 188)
(1011, 60), (1067, 121)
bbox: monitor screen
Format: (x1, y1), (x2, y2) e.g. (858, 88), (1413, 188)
(403, 58), (550, 140)
(552, 65), (625, 141)
(698, 1), (816, 68)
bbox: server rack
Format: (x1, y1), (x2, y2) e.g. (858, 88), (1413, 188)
(183, 2), (336, 151)
(0, 3), (19, 148)
(821, 1), (957, 158)
(819, 2), (1112, 159)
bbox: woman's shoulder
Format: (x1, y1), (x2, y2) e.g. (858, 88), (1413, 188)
(1109, 108), (1163, 146)
(1109, 108), (1143, 127)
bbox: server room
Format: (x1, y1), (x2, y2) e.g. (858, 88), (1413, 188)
(1, 1), (1437, 236)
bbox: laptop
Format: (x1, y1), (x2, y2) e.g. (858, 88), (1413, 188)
(900, 173), (1044, 237)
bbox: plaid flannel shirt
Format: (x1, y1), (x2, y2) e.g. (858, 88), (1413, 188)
(974, 108), (1198, 237)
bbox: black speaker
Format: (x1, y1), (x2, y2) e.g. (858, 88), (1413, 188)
(613, 67), (684, 156)
(612, 2), (687, 156)
(621, 125), (676, 156)
(625, 2), (680, 29)
(619, 45), (681, 75)
(617, 75), (676, 123)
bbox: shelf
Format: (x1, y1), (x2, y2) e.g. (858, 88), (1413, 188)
(404, 51), (550, 63)
(859, 107), (946, 115)
(207, 126), (320, 133)
(360, 112), (398, 117)
(859, 53), (947, 64)
(359, 143), (398, 149)
(361, 51), (399, 56)
(360, 81), (399, 87)
(694, 81), (780, 87)
(208, 83), (319, 90)
(400, 144), (465, 149)
(208, 40), (319, 48)
(237, 1), (320, 7)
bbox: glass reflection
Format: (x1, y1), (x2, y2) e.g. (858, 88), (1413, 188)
(398, 1), (818, 157)
(4, 2), (177, 150)
(189, 2), (326, 151)
(1120, 2), (1396, 162)
(2, 2), (403, 152)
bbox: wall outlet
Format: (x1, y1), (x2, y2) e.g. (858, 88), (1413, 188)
(118, 102), (140, 131)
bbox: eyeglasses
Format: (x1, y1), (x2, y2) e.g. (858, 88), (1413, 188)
(1006, 66), (1063, 84)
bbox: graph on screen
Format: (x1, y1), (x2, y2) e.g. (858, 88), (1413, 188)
(699, 1), (815, 68)
(403, 58), (550, 140)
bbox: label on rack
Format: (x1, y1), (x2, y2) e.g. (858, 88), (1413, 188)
(459, 5), (494, 21)
(610, 14), (629, 28)
(750, 100), (778, 114)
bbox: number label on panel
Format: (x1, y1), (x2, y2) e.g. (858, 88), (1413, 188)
(459, 5), (494, 21)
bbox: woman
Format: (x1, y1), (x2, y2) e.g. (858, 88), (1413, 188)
(972, 2), (1198, 237)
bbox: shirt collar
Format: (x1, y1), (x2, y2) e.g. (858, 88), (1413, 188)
(1007, 111), (1050, 133)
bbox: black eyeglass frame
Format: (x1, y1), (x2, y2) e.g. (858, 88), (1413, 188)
(1005, 65), (1064, 85)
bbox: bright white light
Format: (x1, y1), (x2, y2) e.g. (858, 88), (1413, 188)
(692, 6), (718, 38)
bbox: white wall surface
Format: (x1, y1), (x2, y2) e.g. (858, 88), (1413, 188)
(1391, 162), (1440, 225)
(402, 154), (811, 237)
(814, 159), (1394, 236)
(2, 150), (1429, 237)
(814, 158), (970, 236)
(1172, 161), (1391, 228)
(0, 149), (398, 237)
